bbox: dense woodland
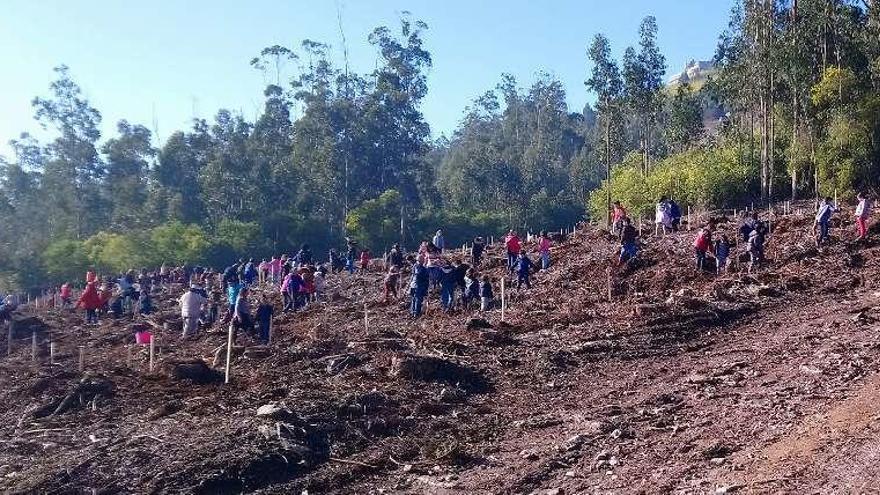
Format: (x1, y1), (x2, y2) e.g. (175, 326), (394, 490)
(1, 1), (879, 291)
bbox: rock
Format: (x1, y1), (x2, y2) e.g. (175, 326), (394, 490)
(608, 456), (619, 467)
(146, 400), (183, 420)
(702, 441), (734, 459)
(392, 353), (490, 393)
(595, 449), (610, 461)
(169, 359), (222, 384)
(546, 489), (563, 495)
(244, 346), (271, 359)
(564, 434), (588, 451)
(256, 403), (297, 421)
(710, 457), (725, 465)
(465, 318), (493, 330)
(520, 449), (539, 460)
(402, 464), (413, 472)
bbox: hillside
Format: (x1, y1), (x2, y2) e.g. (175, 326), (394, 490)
(2, 204), (880, 494)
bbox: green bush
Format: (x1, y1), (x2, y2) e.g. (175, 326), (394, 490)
(43, 239), (91, 284)
(345, 190), (403, 251)
(588, 145), (758, 220)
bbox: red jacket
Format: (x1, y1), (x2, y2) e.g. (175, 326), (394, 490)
(505, 235), (521, 254)
(77, 283), (102, 310)
(694, 230), (712, 253)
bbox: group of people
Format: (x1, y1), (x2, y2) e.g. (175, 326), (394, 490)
(396, 229), (554, 318)
(611, 192), (873, 275)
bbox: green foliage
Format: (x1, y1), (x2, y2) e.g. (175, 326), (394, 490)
(411, 210), (508, 248)
(150, 221), (211, 266)
(42, 239), (91, 284)
(815, 114), (872, 198)
(589, 145), (758, 220)
(811, 67), (859, 110)
(213, 219), (265, 256)
(345, 190), (402, 250)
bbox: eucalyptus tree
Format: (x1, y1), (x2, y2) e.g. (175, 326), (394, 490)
(586, 34), (624, 225)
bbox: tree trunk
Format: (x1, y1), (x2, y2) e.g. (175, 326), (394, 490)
(605, 119), (612, 227)
(791, 98), (799, 201)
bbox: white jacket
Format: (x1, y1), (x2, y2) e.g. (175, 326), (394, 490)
(179, 291), (206, 318)
(856, 199), (871, 218)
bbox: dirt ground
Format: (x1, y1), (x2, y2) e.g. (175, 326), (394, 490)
(2, 204), (880, 494)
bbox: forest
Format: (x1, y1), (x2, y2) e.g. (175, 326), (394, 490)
(1, 1), (879, 291)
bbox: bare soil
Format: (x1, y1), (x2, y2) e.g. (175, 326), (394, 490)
(2, 205), (880, 494)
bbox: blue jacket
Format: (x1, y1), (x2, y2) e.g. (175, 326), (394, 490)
(516, 256), (533, 275)
(409, 264), (429, 295)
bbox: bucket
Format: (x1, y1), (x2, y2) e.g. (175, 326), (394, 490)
(135, 331), (152, 345)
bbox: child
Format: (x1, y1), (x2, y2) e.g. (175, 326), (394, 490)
(856, 192), (871, 241)
(383, 266), (400, 303)
(313, 266), (326, 302)
(814, 197), (836, 246)
(479, 276), (494, 311)
(747, 230), (764, 274)
(464, 268), (480, 309)
(516, 253), (533, 289)
(618, 218), (638, 266)
(714, 235), (730, 274)
(360, 248), (372, 273)
(693, 225), (713, 272)
(137, 290), (153, 315)
(256, 296), (274, 344)
(60, 282), (72, 309)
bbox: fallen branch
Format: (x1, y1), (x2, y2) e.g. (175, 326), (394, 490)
(328, 457), (377, 469)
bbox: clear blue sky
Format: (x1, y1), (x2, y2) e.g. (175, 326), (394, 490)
(0, 0), (735, 159)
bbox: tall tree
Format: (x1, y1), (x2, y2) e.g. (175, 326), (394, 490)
(32, 65), (106, 238)
(102, 120), (155, 229)
(622, 16), (667, 174)
(587, 34), (624, 225)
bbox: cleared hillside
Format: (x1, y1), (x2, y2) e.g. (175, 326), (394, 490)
(2, 204), (880, 494)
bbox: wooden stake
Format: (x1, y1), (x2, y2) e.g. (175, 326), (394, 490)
(149, 336), (156, 372)
(687, 205), (692, 231)
(225, 324), (234, 384)
(78, 346), (85, 372)
(607, 271), (613, 302)
(7, 322), (12, 357)
(125, 344), (131, 368)
(50, 342), (56, 365)
(500, 277), (506, 322)
(31, 331), (37, 361)
(363, 299), (369, 332)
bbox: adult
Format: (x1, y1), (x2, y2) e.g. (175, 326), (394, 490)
(233, 286), (254, 337)
(387, 244), (404, 269)
(669, 199), (682, 231)
(471, 237), (485, 267)
(409, 257), (429, 318)
(433, 229), (445, 252)
(295, 244), (313, 267)
(179, 285), (206, 338)
(536, 231), (552, 270)
(504, 230), (521, 273)
(77, 282), (102, 325)
(611, 201), (628, 235)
